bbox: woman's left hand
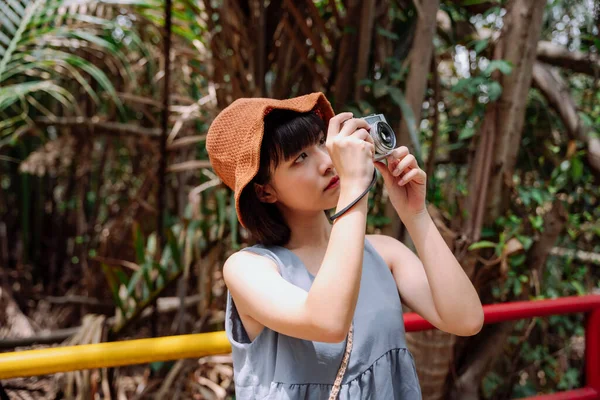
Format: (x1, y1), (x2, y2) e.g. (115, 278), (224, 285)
(374, 146), (427, 220)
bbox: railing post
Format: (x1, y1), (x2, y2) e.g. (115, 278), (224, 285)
(586, 308), (600, 395)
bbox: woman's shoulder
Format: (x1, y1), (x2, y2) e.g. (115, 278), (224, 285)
(225, 246), (278, 269)
(365, 234), (413, 272)
(223, 246), (280, 281)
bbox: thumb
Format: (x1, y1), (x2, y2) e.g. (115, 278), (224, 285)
(374, 161), (393, 186)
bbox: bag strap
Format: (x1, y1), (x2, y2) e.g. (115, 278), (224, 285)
(328, 322), (354, 400)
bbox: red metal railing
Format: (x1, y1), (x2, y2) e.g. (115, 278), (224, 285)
(0, 295), (598, 398)
(404, 295), (600, 400)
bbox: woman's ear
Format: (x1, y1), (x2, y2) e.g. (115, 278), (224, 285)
(254, 182), (277, 203)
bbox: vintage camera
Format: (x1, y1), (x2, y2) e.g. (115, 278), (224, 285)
(359, 114), (396, 161)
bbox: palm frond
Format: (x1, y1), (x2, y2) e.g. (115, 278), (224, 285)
(0, 0), (43, 81)
(0, 0), (153, 141)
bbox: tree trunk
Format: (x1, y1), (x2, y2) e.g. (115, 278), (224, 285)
(396, 0), (439, 147)
(330, 0), (363, 108)
(382, 0), (439, 241)
(483, 0), (546, 222)
(353, 0), (376, 102)
(446, 1), (549, 399)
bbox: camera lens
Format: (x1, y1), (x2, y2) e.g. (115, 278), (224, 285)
(376, 122), (395, 150)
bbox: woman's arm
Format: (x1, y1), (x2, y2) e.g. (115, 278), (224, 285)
(373, 147), (484, 336)
(369, 221), (484, 337)
(225, 185), (368, 344)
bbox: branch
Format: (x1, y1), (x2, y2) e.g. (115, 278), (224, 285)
(449, 323), (514, 400)
(425, 51), (441, 179)
(167, 160), (212, 173)
(537, 41), (600, 77)
(35, 117), (160, 138)
(436, 16), (600, 79)
(531, 62), (587, 141)
(550, 247), (600, 265)
(532, 62), (600, 173)
(0, 295), (203, 349)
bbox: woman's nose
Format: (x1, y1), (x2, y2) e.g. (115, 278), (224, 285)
(318, 147), (334, 175)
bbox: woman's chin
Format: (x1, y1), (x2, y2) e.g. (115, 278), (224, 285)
(325, 197), (340, 211)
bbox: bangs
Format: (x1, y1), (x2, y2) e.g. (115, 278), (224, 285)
(260, 109), (326, 174)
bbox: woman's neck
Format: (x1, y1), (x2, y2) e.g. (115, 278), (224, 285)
(283, 211), (332, 251)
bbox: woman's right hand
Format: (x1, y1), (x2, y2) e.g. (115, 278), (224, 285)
(326, 112), (375, 192)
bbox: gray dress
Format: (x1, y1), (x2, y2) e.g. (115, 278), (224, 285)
(225, 238), (422, 399)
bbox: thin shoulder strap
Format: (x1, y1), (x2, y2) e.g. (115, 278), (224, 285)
(328, 322), (354, 400)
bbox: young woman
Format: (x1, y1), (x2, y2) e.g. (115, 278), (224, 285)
(206, 92), (483, 399)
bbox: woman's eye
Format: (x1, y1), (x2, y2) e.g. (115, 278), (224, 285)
(319, 136), (326, 145)
(294, 152), (308, 164)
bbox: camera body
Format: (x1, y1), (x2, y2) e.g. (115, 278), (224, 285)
(359, 114), (397, 161)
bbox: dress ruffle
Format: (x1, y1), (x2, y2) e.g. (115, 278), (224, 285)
(254, 348), (421, 399)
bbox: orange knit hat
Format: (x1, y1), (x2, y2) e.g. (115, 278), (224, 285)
(206, 92), (335, 228)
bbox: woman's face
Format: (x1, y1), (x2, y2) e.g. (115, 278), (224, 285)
(265, 131), (340, 214)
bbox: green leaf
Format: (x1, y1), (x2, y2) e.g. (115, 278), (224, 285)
(115, 269), (129, 287)
(376, 27), (399, 40)
(469, 240), (497, 250)
(126, 268), (143, 298)
(571, 157), (583, 182)
(141, 260), (153, 297)
(60, 52), (125, 115)
(452, 78), (472, 93)
(166, 228), (182, 271)
(215, 190), (226, 226)
(133, 224), (146, 265)
(373, 80), (388, 98)
(513, 279), (522, 296)
(473, 39), (489, 54)
(517, 236), (533, 250)
(0, 0), (44, 82)
(531, 189), (544, 205)
(486, 81), (503, 101)
(458, 125), (475, 141)
(102, 263), (126, 314)
(571, 281), (586, 295)
(510, 254), (527, 267)
(484, 60), (513, 76)
(461, 0), (498, 5)
(146, 232), (157, 259)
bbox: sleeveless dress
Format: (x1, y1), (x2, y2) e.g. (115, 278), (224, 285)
(225, 238), (422, 399)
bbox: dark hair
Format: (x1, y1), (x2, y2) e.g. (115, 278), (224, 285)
(239, 109), (326, 246)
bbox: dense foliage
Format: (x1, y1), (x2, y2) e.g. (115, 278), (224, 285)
(0, 0), (598, 398)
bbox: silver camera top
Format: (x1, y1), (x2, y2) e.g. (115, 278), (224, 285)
(359, 113), (396, 161)
(361, 114), (388, 125)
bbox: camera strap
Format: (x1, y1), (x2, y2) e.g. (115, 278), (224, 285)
(328, 169), (378, 223)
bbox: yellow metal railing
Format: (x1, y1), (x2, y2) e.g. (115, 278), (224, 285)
(0, 332), (230, 379)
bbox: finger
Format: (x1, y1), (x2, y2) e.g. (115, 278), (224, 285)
(374, 161), (394, 185)
(351, 128), (370, 142)
(339, 118), (370, 137)
(364, 130), (375, 145)
(393, 154), (417, 177)
(398, 168), (424, 186)
(327, 112), (353, 139)
(367, 143), (375, 158)
(389, 146), (410, 161)
(386, 146), (409, 169)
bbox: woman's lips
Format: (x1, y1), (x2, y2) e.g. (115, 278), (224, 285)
(325, 176), (340, 190)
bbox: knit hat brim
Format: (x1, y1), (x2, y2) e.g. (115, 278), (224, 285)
(206, 92), (335, 228)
